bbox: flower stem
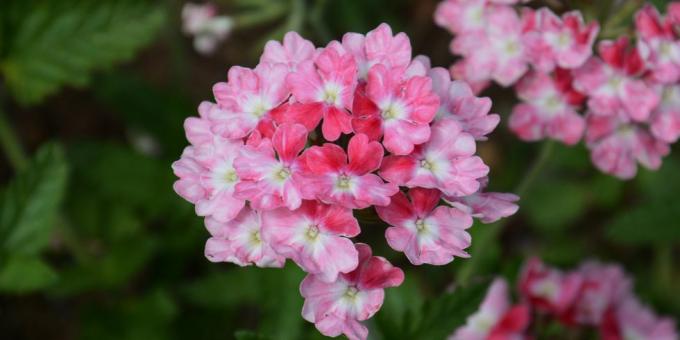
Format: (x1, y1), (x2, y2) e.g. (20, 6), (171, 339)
(457, 141), (555, 285)
(0, 107), (28, 172)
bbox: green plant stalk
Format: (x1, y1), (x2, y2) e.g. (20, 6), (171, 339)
(0, 107), (28, 171)
(457, 141), (555, 285)
(233, 1), (288, 29)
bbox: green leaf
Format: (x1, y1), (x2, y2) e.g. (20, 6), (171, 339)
(0, 142), (68, 255)
(408, 282), (489, 339)
(0, 0), (165, 105)
(234, 330), (271, 340)
(606, 198), (680, 245)
(0, 255), (58, 293)
(375, 277), (424, 338)
(523, 179), (588, 232)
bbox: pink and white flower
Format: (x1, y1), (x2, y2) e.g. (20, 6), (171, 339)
(563, 261), (632, 326)
(600, 296), (678, 340)
(352, 64), (439, 155)
(260, 31), (316, 71)
(429, 67), (500, 140)
(279, 47), (357, 141)
(211, 63), (289, 139)
(522, 8), (599, 72)
(585, 113), (670, 180)
(380, 118), (489, 197)
(650, 85), (680, 143)
(509, 70), (586, 145)
(435, 0), (489, 35)
(573, 38), (659, 122)
(451, 5), (529, 87)
(518, 258), (583, 317)
(446, 189), (520, 224)
(340, 23), (412, 80)
(450, 278), (530, 340)
(181, 2), (233, 55)
(301, 133), (398, 209)
(300, 243), (404, 340)
(262, 200), (360, 282)
(204, 207), (285, 267)
(376, 188), (473, 265)
(234, 123), (308, 210)
(635, 4), (680, 84)
(172, 137), (246, 223)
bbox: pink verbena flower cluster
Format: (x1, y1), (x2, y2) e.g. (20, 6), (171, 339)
(172, 24), (518, 340)
(436, 1), (680, 180)
(450, 258), (678, 340)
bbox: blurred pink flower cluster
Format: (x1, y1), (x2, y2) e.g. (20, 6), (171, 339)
(436, 1), (680, 179)
(173, 24), (518, 340)
(451, 258), (678, 340)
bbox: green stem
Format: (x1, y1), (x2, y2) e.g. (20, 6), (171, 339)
(457, 141), (555, 285)
(515, 140), (555, 197)
(0, 107), (28, 171)
(233, 1), (287, 29)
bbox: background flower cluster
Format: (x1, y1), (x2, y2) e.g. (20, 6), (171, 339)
(436, 0), (680, 179)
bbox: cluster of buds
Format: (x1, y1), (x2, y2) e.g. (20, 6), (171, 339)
(451, 258), (678, 340)
(173, 24), (518, 340)
(436, 1), (680, 179)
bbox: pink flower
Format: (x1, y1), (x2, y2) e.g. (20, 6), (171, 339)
(376, 188), (473, 265)
(445, 189), (519, 224)
(380, 118), (489, 197)
(233, 123), (308, 210)
(450, 278), (530, 340)
(340, 23), (412, 79)
(279, 47), (357, 141)
(261, 200), (360, 282)
(573, 38), (659, 122)
(562, 261), (632, 326)
(172, 137), (246, 223)
(509, 70), (586, 145)
(451, 6), (529, 87)
(585, 113), (670, 180)
(204, 207), (285, 267)
(429, 67), (500, 140)
(211, 63), (289, 139)
(300, 243), (404, 340)
(600, 296), (678, 340)
(650, 85), (680, 143)
(522, 8), (599, 72)
(301, 133), (399, 209)
(518, 258), (583, 316)
(635, 4), (680, 84)
(435, 0), (489, 35)
(351, 64), (439, 155)
(181, 3), (233, 55)
(260, 31), (316, 71)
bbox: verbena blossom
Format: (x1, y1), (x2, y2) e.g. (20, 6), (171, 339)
(173, 23), (515, 340)
(574, 38), (659, 122)
(452, 258), (678, 339)
(376, 188), (473, 265)
(650, 84), (680, 143)
(181, 2), (233, 55)
(509, 69), (586, 145)
(450, 278), (530, 340)
(300, 243), (404, 340)
(635, 4), (680, 84)
(585, 113), (669, 180)
(522, 8), (599, 72)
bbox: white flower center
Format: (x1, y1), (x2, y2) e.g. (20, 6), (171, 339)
(222, 169), (238, 183)
(276, 167), (291, 181)
(250, 230), (261, 245)
(381, 101), (406, 121)
(420, 159), (434, 171)
(344, 286), (359, 299)
(336, 174), (352, 189)
(415, 219), (427, 232)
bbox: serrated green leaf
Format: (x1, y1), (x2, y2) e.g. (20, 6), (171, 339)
(0, 142), (68, 255)
(0, 0), (165, 105)
(0, 255), (58, 293)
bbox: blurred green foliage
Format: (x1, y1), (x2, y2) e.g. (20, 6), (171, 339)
(0, 0), (678, 339)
